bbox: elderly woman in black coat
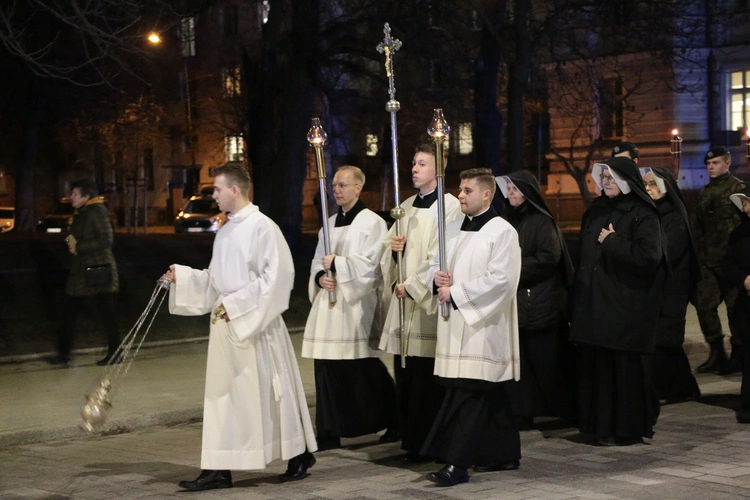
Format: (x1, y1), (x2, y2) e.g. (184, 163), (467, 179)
(569, 157), (666, 446)
(50, 179), (120, 366)
(497, 171), (575, 427)
(723, 187), (750, 423)
(642, 168), (701, 403)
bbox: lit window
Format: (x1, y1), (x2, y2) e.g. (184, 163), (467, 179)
(225, 134), (244, 162)
(260, 1), (270, 25)
(180, 17), (196, 57)
(458, 123), (473, 155)
(729, 70), (750, 130)
(222, 66), (241, 97)
(366, 134), (378, 156)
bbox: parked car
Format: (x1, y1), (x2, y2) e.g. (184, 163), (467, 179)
(37, 196), (108, 233)
(174, 194), (223, 233)
(0, 206), (14, 232)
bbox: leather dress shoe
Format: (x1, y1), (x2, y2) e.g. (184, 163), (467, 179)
(426, 464), (469, 487)
(178, 470), (232, 491)
(473, 460), (519, 472)
(97, 352), (124, 366)
(48, 355), (70, 366)
(696, 343), (730, 374)
(736, 410), (750, 424)
(316, 435), (341, 451)
(378, 428), (401, 443)
(279, 451), (316, 482)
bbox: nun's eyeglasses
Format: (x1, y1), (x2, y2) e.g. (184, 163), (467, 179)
(644, 180), (659, 188)
(600, 174), (615, 183)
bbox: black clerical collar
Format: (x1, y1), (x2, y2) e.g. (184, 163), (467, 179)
(335, 199), (366, 227)
(460, 206), (497, 231)
(412, 189), (438, 209)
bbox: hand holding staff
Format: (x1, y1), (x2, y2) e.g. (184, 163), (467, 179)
(307, 118), (336, 306)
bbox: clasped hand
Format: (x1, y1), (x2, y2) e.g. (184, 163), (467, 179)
(598, 223), (615, 244)
(435, 270), (452, 305)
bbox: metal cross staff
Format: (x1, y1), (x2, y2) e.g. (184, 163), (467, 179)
(377, 23), (408, 366)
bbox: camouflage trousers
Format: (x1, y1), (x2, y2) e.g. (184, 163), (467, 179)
(690, 265), (740, 347)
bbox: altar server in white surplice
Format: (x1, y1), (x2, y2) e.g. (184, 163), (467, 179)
(379, 143), (462, 461)
(420, 168), (522, 487)
(164, 164), (317, 492)
(302, 166), (399, 450)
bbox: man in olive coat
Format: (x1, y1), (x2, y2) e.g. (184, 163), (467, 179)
(50, 179), (120, 366)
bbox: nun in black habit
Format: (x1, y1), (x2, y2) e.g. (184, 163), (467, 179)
(723, 187), (750, 423)
(496, 171), (576, 425)
(569, 157), (666, 445)
(642, 167), (701, 403)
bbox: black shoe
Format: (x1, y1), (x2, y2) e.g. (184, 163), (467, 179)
(178, 470), (232, 491)
(597, 436), (643, 446)
(729, 348), (744, 374)
(279, 451), (316, 482)
(516, 416), (533, 430)
(48, 355), (70, 366)
(473, 460), (520, 472)
(316, 435), (340, 451)
(97, 353), (124, 366)
(426, 464), (469, 487)
(405, 450), (428, 462)
(696, 342), (730, 374)
(378, 428), (401, 443)
(736, 410), (750, 424)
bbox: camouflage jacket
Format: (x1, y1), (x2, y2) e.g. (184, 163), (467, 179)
(691, 172), (747, 268)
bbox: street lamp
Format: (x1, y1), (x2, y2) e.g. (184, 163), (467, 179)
(148, 31), (197, 196)
(670, 128), (682, 179)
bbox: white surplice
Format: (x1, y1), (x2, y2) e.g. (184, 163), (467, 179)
(302, 208), (387, 359)
(424, 215), (522, 383)
(379, 193), (462, 357)
(168, 203), (317, 470)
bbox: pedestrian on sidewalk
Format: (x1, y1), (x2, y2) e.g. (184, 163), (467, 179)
(164, 164), (317, 491)
(379, 143), (462, 462)
(50, 179), (120, 366)
(723, 187), (750, 423)
(420, 168), (523, 487)
(302, 166), (399, 450)
(691, 146), (746, 374)
(569, 157), (666, 446)
(642, 168), (701, 403)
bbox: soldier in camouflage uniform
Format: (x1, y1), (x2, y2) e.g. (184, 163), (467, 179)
(691, 146), (747, 374)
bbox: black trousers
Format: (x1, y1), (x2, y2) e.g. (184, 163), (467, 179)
(421, 380), (521, 468)
(394, 355), (445, 454)
(57, 293), (120, 359)
(314, 358), (399, 439)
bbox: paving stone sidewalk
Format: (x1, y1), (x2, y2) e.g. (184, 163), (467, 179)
(2, 395), (750, 500)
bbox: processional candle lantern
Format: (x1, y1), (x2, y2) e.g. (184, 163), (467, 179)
(670, 128), (682, 179)
(307, 118), (335, 306)
(427, 109), (451, 321)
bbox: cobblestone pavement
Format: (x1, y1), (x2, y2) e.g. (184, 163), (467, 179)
(2, 389), (750, 500)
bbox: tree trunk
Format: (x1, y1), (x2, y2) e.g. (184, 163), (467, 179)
(505, 0), (532, 172)
(474, 19), (503, 176)
(14, 79), (45, 232)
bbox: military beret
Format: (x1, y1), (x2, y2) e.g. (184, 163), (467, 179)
(704, 146), (730, 164)
(611, 142), (639, 160)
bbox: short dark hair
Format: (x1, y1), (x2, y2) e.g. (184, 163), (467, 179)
(460, 168), (496, 195)
(70, 179), (99, 199)
(214, 163), (251, 195)
(414, 143), (436, 157)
